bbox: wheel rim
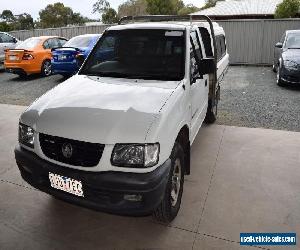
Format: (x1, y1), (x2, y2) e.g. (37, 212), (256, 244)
(277, 70), (280, 83)
(44, 61), (52, 76)
(170, 158), (182, 207)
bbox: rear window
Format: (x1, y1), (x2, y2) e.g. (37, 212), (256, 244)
(64, 36), (94, 48)
(16, 38), (41, 50)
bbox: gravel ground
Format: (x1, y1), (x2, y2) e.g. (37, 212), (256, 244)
(0, 66), (299, 131)
(0, 69), (64, 106)
(217, 66), (300, 132)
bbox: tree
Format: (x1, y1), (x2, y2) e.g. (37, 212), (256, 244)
(146, 0), (185, 15)
(0, 22), (11, 32)
(93, 0), (119, 23)
(275, 0), (300, 18)
(178, 4), (199, 15)
(14, 13), (34, 30)
(102, 8), (119, 24)
(118, 0), (148, 17)
(39, 3), (85, 28)
(201, 0), (223, 10)
(0, 10), (16, 23)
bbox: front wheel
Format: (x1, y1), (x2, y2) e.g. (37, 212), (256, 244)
(41, 60), (52, 77)
(277, 67), (285, 86)
(153, 142), (185, 223)
(272, 63), (277, 73)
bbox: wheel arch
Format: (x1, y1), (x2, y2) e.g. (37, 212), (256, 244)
(175, 124), (190, 175)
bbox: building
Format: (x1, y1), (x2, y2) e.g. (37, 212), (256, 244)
(192, 0), (283, 20)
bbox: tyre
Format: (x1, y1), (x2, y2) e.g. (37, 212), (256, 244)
(153, 142), (185, 223)
(41, 60), (52, 77)
(204, 99), (217, 124)
(272, 63), (277, 73)
(276, 67), (285, 87)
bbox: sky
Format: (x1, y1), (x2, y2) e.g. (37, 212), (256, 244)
(0, 0), (206, 21)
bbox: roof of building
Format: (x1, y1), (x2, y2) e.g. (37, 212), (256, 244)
(192, 0), (283, 17)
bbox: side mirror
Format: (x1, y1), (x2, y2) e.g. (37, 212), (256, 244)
(198, 58), (216, 76)
(275, 42), (283, 48)
(13, 38), (18, 43)
(76, 54), (85, 66)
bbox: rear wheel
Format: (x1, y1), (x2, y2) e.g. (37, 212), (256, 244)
(41, 60), (52, 77)
(153, 142), (185, 223)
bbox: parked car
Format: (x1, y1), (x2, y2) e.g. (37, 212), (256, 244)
(273, 30), (300, 86)
(51, 34), (101, 77)
(0, 32), (20, 67)
(15, 15), (229, 222)
(5, 36), (67, 77)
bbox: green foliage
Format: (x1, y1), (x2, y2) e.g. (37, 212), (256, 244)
(93, 0), (119, 23)
(178, 4), (199, 15)
(145, 0), (198, 15)
(92, 0), (111, 14)
(201, 0), (223, 10)
(39, 2), (85, 28)
(102, 8), (119, 24)
(14, 14), (34, 30)
(275, 0), (300, 18)
(118, 0), (148, 17)
(0, 10), (33, 31)
(0, 21), (11, 32)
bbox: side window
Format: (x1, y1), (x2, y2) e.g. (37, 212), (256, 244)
(58, 38), (67, 47)
(220, 35), (226, 56)
(216, 36), (222, 61)
(216, 35), (226, 61)
(101, 36), (115, 49)
(190, 32), (202, 84)
(44, 38), (59, 49)
(1, 33), (15, 43)
(198, 27), (213, 57)
(43, 40), (50, 49)
(190, 31), (203, 60)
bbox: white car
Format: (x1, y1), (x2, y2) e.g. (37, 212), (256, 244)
(15, 15), (229, 222)
(0, 32), (20, 66)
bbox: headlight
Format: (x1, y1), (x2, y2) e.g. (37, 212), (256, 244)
(111, 143), (159, 168)
(19, 123), (34, 148)
(284, 60), (298, 69)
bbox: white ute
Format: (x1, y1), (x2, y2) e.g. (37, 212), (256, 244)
(15, 15), (229, 222)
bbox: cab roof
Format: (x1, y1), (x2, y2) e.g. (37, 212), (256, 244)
(108, 21), (223, 34)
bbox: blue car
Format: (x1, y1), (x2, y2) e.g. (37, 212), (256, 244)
(51, 34), (101, 76)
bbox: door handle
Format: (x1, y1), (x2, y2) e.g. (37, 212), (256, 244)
(205, 79), (208, 86)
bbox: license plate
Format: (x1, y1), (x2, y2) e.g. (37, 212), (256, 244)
(58, 55), (67, 60)
(49, 172), (84, 197)
(9, 55), (18, 61)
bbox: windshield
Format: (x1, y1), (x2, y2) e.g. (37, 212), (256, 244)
(16, 37), (41, 50)
(80, 29), (185, 81)
(285, 33), (300, 49)
(64, 36), (94, 48)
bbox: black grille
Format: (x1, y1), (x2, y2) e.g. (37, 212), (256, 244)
(39, 133), (104, 167)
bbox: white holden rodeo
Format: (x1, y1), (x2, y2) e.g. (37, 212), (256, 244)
(15, 15), (229, 222)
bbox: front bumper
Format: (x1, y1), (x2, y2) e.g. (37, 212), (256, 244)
(15, 146), (171, 216)
(281, 67), (300, 84)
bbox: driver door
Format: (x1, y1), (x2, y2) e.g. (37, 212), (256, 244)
(190, 31), (208, 140)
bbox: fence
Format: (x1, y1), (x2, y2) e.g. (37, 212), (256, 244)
(218, 19), (300, 65)
(9, 19), (300, 65)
